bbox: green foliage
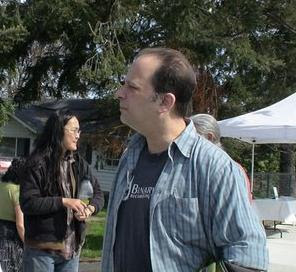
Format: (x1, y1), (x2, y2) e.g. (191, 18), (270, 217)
(0, 1), (28, 54)
(79, 20), (127, 93)
(222, 138), (280, 175)
(0, 25), (28, 54)
(0, 0), (128, 99)
(0, 99), (14, 140)
(0, 100), (14, 127)
(1, 0), (295, 103)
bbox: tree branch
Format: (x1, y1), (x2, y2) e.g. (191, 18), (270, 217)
(266, 12), (296, 34)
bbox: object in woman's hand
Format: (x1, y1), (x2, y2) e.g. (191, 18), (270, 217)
(78, 179), (93, 204)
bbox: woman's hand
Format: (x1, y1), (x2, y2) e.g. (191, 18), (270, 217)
(62, 198), (87, 216)
(74, 205), (95, 221)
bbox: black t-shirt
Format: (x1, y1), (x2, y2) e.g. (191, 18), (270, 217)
(114, 144), (168, 272)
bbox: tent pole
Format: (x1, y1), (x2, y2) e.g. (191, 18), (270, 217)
(251, 143), (255, 192)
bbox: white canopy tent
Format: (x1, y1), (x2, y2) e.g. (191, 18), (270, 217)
(218, 92), (296, 191)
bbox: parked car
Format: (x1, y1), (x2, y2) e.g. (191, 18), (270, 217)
(0, 159), (11, 174)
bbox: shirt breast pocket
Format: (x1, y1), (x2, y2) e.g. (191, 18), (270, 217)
(155, 196), (205, 246)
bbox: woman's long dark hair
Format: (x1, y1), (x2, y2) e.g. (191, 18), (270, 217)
(32, 109), (77, 194)
(2, 157), (26, 185)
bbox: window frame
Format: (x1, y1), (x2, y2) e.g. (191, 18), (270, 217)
(0, 136), (30, 158)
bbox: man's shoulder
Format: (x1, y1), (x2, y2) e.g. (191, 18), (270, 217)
(190, 137), (235, 172)
(123, 133), (146, 154)
(192, 136), (227, 158)
(128, 133), (145, 146)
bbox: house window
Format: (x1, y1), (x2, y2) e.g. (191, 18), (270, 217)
(17, 138), (30, 156)
(0, 137), (30, 158)
(0, 137), (15, 157)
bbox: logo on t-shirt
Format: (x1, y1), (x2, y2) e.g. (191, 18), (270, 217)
(126, 183), (154, 199)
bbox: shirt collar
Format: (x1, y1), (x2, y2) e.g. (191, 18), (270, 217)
(62, 151), (75, 163)
(128, 119), (198, 159)
(172, 120), (198, 158)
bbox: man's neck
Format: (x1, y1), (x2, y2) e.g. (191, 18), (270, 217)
(144, 118), (187, 154)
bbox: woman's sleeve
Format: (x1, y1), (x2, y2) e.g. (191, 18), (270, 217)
(20, 162), (64, 215)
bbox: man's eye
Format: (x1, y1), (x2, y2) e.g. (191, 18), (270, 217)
(128, 84), (138, 90)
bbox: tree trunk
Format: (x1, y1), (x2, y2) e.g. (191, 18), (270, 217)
(279, 144), (296, 196)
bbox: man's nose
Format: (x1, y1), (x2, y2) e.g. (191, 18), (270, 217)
(115, 85), (125, 99)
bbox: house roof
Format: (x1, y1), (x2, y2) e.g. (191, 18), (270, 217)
(13, 99), (120, 134)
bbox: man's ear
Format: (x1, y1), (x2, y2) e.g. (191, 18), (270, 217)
(207, 132), (214, 142)
(159, 93), (176, 113)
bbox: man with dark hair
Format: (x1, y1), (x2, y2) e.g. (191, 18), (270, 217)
(136, 48), (196, 117)
(102, 48), (268, 272)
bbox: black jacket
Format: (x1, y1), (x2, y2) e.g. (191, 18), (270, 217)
(20, 152), (104, 244)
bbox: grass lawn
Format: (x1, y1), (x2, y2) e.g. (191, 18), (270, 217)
(81, 208), (107, 260)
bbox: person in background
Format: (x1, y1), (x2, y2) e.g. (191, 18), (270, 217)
(20, 110), (104, 272)
(102, 47), (268, 272)
(0, 158), (26, 272)
(190, 113), (253, 202)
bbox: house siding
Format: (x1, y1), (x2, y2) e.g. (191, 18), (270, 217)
(93, 169), (116, 193)
(0, 118), (36, 157)
(1, 118), (35, 139)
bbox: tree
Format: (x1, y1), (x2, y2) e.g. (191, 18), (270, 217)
(0, 99), (14, 140)
(0, 0), (127, 101)
(0, 1), (23, 132)
(1, 0), (296, 192)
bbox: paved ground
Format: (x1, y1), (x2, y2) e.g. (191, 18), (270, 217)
(79, 223), (296, 272)
(266, 223), (296, 271)
(79, 260), (100, 272)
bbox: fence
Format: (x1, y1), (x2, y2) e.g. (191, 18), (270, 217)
(252, 172), (296, 198)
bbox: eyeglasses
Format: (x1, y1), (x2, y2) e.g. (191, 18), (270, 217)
(64, 127), (81, 135)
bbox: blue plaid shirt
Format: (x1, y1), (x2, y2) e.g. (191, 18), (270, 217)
(101, 121), (268, 272)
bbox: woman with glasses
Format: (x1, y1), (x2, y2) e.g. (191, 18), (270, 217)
(20, 110), (104, 272)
